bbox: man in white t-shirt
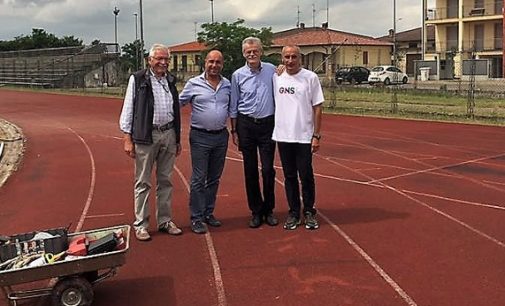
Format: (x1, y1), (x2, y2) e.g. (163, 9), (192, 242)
(272, 45), (323, 230)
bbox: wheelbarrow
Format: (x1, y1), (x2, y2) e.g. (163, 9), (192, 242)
(0, 224), (130, 306)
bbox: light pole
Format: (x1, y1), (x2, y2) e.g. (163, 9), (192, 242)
(113, 7), (120, 53)
(209, 0), (214, 23)
(139, 0), (145, 69)
(393, 0), (397, 66)
(134, 13), (139, 70)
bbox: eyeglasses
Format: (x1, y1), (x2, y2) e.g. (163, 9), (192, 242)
(152, 57), (170, 62)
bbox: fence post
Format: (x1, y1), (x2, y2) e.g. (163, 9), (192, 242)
(467, 57), (476, 119)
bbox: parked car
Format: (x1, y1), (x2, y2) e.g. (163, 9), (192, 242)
(368, 65), (408, 85)
(335, 66), (370, 84)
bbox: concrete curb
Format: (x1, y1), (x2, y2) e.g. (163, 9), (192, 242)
(0, 118), (25, 188)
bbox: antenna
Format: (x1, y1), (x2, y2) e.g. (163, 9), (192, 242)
(312, 3), (316, 27)
(297, 5), (300, 27)
(326, 0), (329, 26)
(194, 22), (197, 40)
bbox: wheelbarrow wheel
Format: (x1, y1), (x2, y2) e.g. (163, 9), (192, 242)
(51, 277), (93, 306)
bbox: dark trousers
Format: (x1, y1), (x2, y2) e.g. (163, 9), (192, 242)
(236, 114), (276, 217)
(277, 142), (316, 218)
(189, 128), (229, 221)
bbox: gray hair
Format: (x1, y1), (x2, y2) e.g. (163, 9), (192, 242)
(281, 45), (301, 55)
(149, 43), (170, 57)
(242, 37), (263, 53)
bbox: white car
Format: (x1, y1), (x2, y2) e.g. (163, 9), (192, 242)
(368, 65), (408, 85)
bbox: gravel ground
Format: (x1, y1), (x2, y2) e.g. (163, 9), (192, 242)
(0, 119), (24, 187)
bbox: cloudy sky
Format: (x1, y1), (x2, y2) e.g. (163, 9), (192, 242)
(0, 0), (434, 48)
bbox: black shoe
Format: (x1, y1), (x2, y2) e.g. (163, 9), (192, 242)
(249, 215), (263, 228)
(264, 213), (279, 226)
(191, 220), (208, 234)
(283, 215), (301, 230)
(204, 215), (222, 227)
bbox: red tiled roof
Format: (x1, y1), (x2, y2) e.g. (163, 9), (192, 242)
(377, 26), (435, 42)
(169, 41), (206, 52)
(272, 27), (392, 47)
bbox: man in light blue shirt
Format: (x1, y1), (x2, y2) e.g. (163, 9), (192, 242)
(230, 37), (278, 228)
(180, 50), (232, 234)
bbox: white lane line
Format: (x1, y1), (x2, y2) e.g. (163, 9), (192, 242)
(321, 156), (505, 248)
(68, 128), (96, 232)
(319, 213), (418, 306)
(174, 165), (227, 306)
(273, 176), (418, 306)
(403, 190), (505, 211)
(314, 168), (504, 210)
(85, 213), (126, 219)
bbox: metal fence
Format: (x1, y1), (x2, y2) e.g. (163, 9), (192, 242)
(322, 76), (505, 125)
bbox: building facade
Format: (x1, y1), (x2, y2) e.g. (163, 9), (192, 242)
(266, 24), (392, 79)
(424, 0), (504, 78)
(168, 24), (392, 80)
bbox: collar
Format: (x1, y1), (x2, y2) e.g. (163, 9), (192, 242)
(246, 62), (262, 72)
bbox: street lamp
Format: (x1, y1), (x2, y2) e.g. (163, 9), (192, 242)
(113, 6), (120, 53)
(209, 0), (214, 23)
(139, 0), (145, 68)
(134, 13), (139, 70)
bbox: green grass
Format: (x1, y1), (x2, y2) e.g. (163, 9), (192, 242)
(324, 87), (505, 126)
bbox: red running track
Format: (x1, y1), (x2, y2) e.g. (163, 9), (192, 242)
(0, 89), (504, 306)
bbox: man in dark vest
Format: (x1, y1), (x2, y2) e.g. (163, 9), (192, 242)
(119, 43), (182, 241)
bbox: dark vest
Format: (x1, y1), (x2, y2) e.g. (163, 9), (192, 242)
(131, 69), (181, 145)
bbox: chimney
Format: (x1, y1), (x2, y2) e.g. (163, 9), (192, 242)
(321, 22), (328, 29)
(300, 22), (305, 29)
(388, 29), (395, 38)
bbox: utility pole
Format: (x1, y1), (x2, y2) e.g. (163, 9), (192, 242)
(326, 0), (329, 26)
(210, 0), (215, 23)
(139, 0), (145, 69)
(297, 5), (300, 27)
(134, 13), (138, 70)
(113, 7), (120, 53)
(393, 0), (397, 66)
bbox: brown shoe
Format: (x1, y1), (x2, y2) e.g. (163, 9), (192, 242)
(159, 220), (183, 235)
(135, 227), (151, 241)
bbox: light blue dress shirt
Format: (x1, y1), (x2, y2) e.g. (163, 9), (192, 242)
(179, 72), (232, 131)
(230, 62), (275, 119)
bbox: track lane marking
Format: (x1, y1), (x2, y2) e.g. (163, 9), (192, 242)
(174, 166), (227, 306)
(319, 155), (505, 248)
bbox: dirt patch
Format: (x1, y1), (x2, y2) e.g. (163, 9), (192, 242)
(0, 118), (25, 187)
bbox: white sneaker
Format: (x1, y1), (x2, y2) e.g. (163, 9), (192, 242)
(159, 220), (182, 235)
(135, 227), (151, 241)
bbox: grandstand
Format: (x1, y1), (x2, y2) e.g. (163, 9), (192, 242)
(0, 43), (120, 88)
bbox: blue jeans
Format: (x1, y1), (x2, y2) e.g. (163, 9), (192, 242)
(189, 128), (229, 221)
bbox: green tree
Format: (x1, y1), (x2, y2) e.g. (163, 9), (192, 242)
(120, 40), (146, 71)
(0, 28), (83, 51)
(197, 19), (274, 78)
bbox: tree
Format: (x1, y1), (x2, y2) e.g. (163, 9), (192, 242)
(120, 40), (146, 71)
(0, 28), (83, 51)
(197, 19), (274, 78)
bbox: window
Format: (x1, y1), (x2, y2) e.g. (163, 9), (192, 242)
(182, 55), (187, 72)
(362, 51), (368, 65)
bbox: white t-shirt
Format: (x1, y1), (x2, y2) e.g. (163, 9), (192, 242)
(272, 68), (324, 143)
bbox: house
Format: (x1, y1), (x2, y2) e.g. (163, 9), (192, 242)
(266, 23), (393, 79)
(424, 0), (504, 78)
(167, 41), (206, 74)
(377, 26), (436, 76)
(168, 23), (393, 79)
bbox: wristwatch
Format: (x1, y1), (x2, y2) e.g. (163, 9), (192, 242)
(312, 133), (321, 140)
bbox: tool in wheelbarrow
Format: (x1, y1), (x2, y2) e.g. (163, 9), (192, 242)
(0, 224), (130, 306)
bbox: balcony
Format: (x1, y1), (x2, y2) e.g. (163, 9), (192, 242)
(427, 6), (459, 21)
(463, 1), (503, 18)
(463, 38), (503, 52)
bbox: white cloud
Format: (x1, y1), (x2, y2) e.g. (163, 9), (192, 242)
(0, 0), (425, 48)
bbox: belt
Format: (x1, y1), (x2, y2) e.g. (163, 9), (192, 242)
(238, 113), (274, 124)
(152, 122), (174, 131)
(191, 126), (227, 134)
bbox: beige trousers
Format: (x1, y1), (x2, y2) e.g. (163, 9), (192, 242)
(133, 128), (177, 230)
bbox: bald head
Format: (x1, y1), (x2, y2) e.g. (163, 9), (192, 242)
(205, 50), (224, 78)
